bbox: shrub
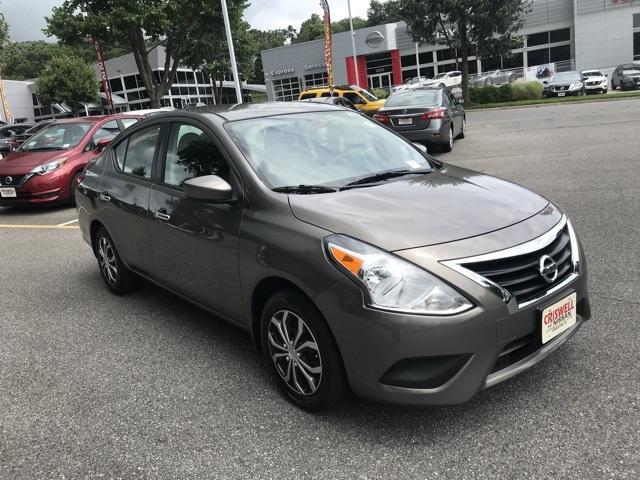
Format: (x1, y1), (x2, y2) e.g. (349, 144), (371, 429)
(372, 88), (390, 99)
(469, 81), (543, 104)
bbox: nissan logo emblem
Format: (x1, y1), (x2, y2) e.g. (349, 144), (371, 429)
(538, 255), (558, 283)
(4, 176), (12, 185)
(365, 31), (385, 48)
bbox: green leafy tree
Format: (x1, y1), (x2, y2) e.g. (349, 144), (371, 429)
(248, 27), (296, 84)
(0, 5), (8, 48)
(0, 41), (62, 80)
(400, 0), (531, 103)
(332, 17), (368, 33)
(293, 13), (324, 44)
(36, 54), (99, 116)
(45, 0), (248, 108)
(366, 0), (403, 26)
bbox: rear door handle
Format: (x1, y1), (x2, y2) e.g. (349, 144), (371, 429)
(99, 192), (111, 202)
(153, 209), (171, 221)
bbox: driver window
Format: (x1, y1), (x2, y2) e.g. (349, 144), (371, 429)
(163, 123), (230, 187)
(89, 120), (120, 150)
(342, 92), (365, 105)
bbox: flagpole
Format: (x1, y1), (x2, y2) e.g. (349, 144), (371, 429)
(347, 0), (359, 87)
(221, 0), (243, 104)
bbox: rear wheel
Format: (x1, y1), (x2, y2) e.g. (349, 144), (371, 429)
(94, 228), (140, 295)
(260, 290), (346, 411)
(441, 125), (454, 152)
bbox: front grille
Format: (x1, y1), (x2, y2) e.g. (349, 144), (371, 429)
(587, 81), (599, 86)
(553, 85), (569, 91)
(1, 175), (25, 186)
(463, 225), (573, 305)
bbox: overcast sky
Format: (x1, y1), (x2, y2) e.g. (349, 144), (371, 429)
(1, 0), (371, 42)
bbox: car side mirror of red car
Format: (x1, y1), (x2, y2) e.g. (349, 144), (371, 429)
(94, 137), (113, 153)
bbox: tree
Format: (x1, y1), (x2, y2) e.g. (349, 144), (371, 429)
(0, 5), (8, 48)
(366, 0), (402, 26)
(248, 27), (296, 84)
(400, 0), (531, 103)
(293, 13), (324, 44)
(0, 41), (62, 80)
(36, 54), (99, 116)
(45, 0), (248, 108)
(332, 17), (368, 33)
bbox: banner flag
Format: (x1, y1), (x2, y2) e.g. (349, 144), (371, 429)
(320, 0), (334, 87)
(92, 36), (114, 114)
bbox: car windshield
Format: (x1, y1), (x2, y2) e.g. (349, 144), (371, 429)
(582, 71), (602, 77)
(623, 69), (640, 75)
(356, 89), (378, 101)
(19, 123), (91, 151)
(385, 90), (440, 107)
(552, 72), (581, 82)
(225, 111), (432, 189)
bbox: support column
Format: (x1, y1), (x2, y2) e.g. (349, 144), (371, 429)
(390, 49), (402, 86)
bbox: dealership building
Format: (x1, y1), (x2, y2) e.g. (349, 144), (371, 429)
(0, 44), (266, 124)
(261, 0), (640, 100)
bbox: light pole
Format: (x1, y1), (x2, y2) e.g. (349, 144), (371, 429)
(220, 0), (243, 104)
(347, 0), (359, 87)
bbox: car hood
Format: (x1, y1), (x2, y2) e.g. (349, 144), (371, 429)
(288, 164), (549, 252)
(0, 150), (70, 170)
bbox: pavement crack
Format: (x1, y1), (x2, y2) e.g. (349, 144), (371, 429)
(590, 292), (640, 306)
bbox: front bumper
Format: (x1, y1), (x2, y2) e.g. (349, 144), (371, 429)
(314, 213), (590, 405)
(0, 169), (70, 206)
(543, 88), (582, 97)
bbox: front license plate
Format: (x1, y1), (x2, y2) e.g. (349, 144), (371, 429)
(0, 187), (16, 198)
(557, 92), (566, 97)
(541, 292), (577, 344)
(398, 117), (413, 125)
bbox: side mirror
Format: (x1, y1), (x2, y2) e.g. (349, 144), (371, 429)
(605, 74), (609, 77)
(95, 137), (113, 153)
(184, 175), (233, 202)
(413, 142), (428, 154)
(542, 80), (549, 85)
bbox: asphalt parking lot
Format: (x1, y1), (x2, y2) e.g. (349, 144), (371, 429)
(1, 99), (639, 479)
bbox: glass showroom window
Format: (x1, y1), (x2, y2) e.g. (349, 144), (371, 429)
(526, 28), (571, 68)
(273, 77), (301, 101)
(634, 15), (640, 61)
(304, 72), (328, 88)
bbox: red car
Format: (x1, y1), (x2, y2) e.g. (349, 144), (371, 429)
(0, 115), (141, 207)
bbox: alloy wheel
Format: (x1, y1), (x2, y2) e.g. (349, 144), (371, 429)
(97, 236), (118, 286)
(449, 126), (454, 150)
(267, 309), (322, 396)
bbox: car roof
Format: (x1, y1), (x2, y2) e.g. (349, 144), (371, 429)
(183, 101), (345, 122)
(52, 114), (143, 124)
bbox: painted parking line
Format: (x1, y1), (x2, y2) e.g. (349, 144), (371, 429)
(57, 218), (79, 226)
(0, 224), (80, 230)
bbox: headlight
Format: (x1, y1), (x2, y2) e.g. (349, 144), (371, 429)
(325, 235), (472, 315)
(29, 159), (65, 175)
(569, 82), (583, 90)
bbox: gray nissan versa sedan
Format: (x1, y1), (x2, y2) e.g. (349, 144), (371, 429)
(76, 102), (590, 411)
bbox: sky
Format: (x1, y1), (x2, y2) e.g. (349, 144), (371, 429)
(1, 0), (371, 42)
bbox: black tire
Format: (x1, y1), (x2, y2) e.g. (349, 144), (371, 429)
(441, 125), (454, 152)
(94, 228), (140, 295)
(457, 118), (466, 139)
(69, 171), (82, 206)
(260, 289), (346, 411)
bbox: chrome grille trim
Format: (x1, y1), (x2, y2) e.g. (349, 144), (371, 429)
(441, 215), (580, 309)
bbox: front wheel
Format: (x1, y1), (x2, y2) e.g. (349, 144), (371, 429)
(260, 290), (346, 411)
(94, 228), (140, 295)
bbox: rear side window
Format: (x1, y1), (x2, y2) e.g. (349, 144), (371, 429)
(320, 92), (336, 98)
(299, 93), (317, 100)
(114, 125), (161, 179)
(342, 92), (365, 105)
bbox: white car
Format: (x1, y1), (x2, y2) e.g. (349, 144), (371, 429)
(424, 71), (462, 89)
(392, 76), (429, 93)
(581, 70), (608, 94)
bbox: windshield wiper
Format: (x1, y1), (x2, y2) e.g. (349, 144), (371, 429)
(272, 185), (338, 194)
(343, 169), (431, 188)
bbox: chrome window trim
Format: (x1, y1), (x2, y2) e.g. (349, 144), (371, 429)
(441, 215), (580, 308)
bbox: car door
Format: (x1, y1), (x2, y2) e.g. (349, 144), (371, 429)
(147, 119), (245, 320)
(97, 123), (164, 275)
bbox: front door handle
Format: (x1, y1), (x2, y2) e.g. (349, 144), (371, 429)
(153, 209), (171, 222)
(99, 192), (111, 202)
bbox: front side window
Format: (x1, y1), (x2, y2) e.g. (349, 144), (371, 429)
(19, 123), (92, 152)
(121, 118), (139, 129)
(299, 93), (317, 100)
(91, 120), (120, 148)
(342, 92), (365, 105)
(225, 111), (432, 189)
(118, 125), (160, 179)
(163, 123), (229, 187)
